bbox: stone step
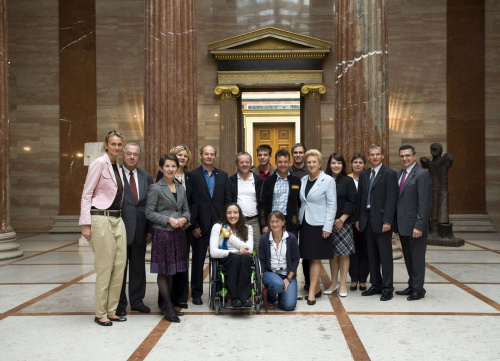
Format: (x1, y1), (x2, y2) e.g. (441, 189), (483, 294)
(449, 214), (496, 233)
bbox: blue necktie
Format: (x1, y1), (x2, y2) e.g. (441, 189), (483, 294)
(367, 169), (376, 208)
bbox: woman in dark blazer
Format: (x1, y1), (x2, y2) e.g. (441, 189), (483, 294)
(324, 153), (357, 297)
(259, 211), (300, 311)
(348, 154), (369, 291)
(146, 154), (190, 323)
(156, 145), (193, 309)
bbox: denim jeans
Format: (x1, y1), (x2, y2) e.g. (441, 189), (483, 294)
(262, 271), (297, 311)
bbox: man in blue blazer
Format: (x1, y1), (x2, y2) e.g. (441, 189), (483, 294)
(117, 143), (153, 316)
(355, 144), (398, 301)
(395, 144), (432, 300)
(189, 145), (231, 305)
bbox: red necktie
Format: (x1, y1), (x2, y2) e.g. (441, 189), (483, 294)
(129, 171), (139, 204)
(399, 170), (407, 194)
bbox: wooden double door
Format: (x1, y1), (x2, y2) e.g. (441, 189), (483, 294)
(253, 123), (295, 166)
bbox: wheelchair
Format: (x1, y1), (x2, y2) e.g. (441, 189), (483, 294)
(208, 252), (263, 315)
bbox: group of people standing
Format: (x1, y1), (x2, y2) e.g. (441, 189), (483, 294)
(80, 131), (432, 326)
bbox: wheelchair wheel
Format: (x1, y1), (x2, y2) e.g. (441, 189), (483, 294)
(214, 297), (221, 315)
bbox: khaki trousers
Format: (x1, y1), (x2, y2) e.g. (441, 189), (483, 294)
(246, 216), (261, 255)
(89, 215), (127, 318)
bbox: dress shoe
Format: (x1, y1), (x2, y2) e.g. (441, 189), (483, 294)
(350, 284), (358, 291)
(176, 310), (185, 316)
(232, 299), (243, 307)
(304, 290), (322, 300)
(306, 299), (316, 306)
(242, 299), (252, 307)
(380, 292), (393, 301)
(338, 287), (348, 297)
(94, 317), (112, 327)
(323, 284), (339, 295)
(192, 297), (203, 305)
(359, 284), (367, 291)
(116, 309), (127, 317)
(108, 316), (127, 322)
(174, 302), (189, 309)
(132, 304), (151, 313)
(165, 315), (181, 323)
(407, 292), (425, 301)
(395, 287), (413, 296)
(361, 286), (383, 296)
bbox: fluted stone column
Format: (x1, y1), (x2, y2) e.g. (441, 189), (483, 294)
(144, 0), (197, 177)
(301, 84), (326, 152)
(216, 85), (240, 173)
(0, 0), (22, 260)
(336, 0), (389, 159)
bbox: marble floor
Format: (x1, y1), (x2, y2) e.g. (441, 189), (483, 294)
(1, 233), (500, 361)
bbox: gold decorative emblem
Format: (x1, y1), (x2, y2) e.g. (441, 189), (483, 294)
(292, 215), (298, 224)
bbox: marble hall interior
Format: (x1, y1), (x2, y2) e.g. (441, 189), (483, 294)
(1, 1), (500, 360)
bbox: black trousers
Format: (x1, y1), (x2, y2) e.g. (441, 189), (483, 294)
(349, 227), (369, 283)
(400, 234), (427, 294)
(190, 233), (210, 299)
(364, 220), (394, 292)
(118, 239), (147, 310)
(218, 253), (252, 300)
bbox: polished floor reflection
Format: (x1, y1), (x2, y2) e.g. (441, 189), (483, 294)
(1, 232), (500, 361)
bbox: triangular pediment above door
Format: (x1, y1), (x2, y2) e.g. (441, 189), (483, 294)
(208, 27), (331, 60)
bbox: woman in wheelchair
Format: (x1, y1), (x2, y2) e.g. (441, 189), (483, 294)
(209, 203), (254, 307)
(259, 211), (300, 311)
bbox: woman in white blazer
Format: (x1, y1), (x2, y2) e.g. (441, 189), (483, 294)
(299, 149), (337, 305)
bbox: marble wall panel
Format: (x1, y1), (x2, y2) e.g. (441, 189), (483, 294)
(387, 8), (446, 169)
(95, 0), (145, 169)
(7, 0), (59, 231)
(485, 6), (500, 225)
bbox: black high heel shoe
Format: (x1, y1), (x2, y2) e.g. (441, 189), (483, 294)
(176, 310), (184, 316)
(165, 315), (181, 323)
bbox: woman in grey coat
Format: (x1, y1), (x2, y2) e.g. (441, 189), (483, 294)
(146, 154), (190, 323)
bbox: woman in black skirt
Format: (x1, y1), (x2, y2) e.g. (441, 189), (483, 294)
(298, 149), (336, 305)
(146, 154), (190, 323)
(324, 153), (357, 297)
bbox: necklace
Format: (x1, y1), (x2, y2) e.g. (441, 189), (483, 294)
(309, 173), (319, 181)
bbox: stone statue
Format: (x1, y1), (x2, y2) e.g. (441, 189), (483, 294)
(420, 143), (463, 246)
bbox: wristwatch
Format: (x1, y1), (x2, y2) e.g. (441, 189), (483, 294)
(286, 277), (292, 283)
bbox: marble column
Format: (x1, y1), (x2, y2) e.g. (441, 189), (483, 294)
(301, 84), (325, 152)
(144, 0), (197, 176)
(215, 85), (240, 173)
(335, 0), (389, 159)
(0, 0), (22, 260)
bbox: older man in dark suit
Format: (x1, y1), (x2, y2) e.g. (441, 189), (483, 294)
(117, 143), (153, 316)
(355, 144), (398, 301)
(395, 144), (432, 301)
(189, 145), (231, 305)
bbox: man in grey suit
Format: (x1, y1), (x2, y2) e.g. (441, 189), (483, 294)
(116, 143), (153, 316)
(355, 144), (398, 301)
(395, 144), (432, 301)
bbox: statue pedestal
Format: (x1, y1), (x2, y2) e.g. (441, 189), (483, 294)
(427, 222), (464, 247)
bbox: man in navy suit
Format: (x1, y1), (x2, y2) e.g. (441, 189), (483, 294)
(395, 144), (432, 300)
(189, 145), (231, 305)
(117, 143), (153, 316)
(355, 144), (398, 301)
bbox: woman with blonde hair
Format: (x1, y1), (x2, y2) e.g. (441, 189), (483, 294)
(298, 149), (336, 305)
(80, 130), (128, 326)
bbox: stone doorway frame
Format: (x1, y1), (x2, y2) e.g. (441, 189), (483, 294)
(208, 27), (332, 172)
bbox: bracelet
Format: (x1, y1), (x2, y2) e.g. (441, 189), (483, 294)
(338, 219), (344, 223)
